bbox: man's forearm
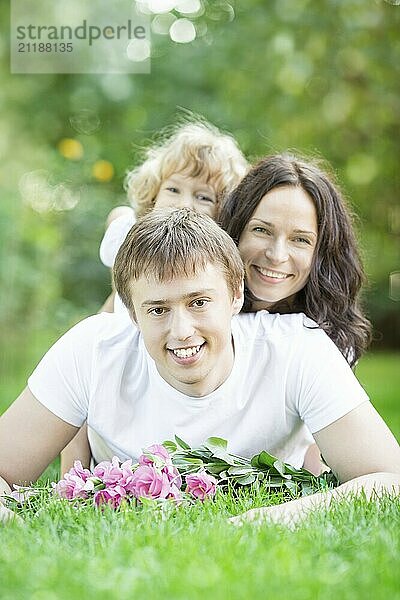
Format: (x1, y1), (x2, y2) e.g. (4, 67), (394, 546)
(231, 472), (400, 526)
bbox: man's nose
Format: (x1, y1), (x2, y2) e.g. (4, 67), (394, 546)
(169, 308), (196, 341)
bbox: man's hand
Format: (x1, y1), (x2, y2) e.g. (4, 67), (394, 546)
(229, 473), (400, 527)
(229, 493), (326, 527)
(0, 500), (23, 524)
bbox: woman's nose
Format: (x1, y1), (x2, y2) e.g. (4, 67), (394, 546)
(264, 239), (289, 264)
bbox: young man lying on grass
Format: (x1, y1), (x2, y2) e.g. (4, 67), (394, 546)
(1, 208), (399, 524)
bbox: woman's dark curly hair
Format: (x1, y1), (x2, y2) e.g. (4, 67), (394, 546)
(219, 153), (372, 366)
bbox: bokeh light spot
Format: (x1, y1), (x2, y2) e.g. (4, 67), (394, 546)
(100, 75), (133, 101)
(69, 109), (101, 135)
(126, 39), (151, 62)
(176, 0), (203, 15)
(208, 1), (234, 22)
(346, 154), (379, 186)
(389, 272), (400, 301)
(169, 18), (196, 43)
(19, 170), (80, 212)
(148, 0), (177, 13)
(58, 138), (84, 160)
(92, 160), (114, 182)
(151, 13), (176, 35)
(322, 88), (355, 124)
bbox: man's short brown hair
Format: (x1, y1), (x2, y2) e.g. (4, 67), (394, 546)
(114, 208), (244, 312)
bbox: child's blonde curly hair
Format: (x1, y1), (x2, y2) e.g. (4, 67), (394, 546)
(124, 120), (249, 217)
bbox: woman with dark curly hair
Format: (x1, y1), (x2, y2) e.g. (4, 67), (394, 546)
(219, 153), (372, 367)
(219, 154), (372, 474)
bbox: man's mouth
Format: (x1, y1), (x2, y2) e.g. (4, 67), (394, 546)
(254, 266), (291, 280)
(167, 343), (205, 364)
(170, 344), (202, 358)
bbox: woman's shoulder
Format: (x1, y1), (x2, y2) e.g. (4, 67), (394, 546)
(234, 310), (320, 340)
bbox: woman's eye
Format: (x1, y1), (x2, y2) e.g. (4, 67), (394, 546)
(166, 187), (179, 193)
(252, 226), (270, 234)
(149, 307), (166, 316)
(293, 237), (311, 245)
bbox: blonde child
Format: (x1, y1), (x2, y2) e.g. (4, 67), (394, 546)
(60, 118), (249, 472)
(99, 119), (249, 313)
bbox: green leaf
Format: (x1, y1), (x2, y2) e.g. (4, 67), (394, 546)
(205, 464), (229, 475)
(284, 480), (299, 496)
(174, 435), (191, 450)
(227, 466), (254, 476)
(162, 440), (177, 453)
(180, 458), (204, 466)
(263, 480), (286, 489)
(235, 473), (257, 485)
(204, 437), (228, 451)
(272, 460), (292, 479)
(251, 450), (277, 469)
(300, 483), (315, 496)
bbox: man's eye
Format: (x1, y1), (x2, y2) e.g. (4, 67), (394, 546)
(191, 299), (208, 308)
(149, 307), (166, 315)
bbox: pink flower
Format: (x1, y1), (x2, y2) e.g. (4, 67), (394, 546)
(185, 471), (217, 501)
(167, 484), (183, 502)
(94, 485), (127, 509)
(130, 464), (174, 500)
(67, 460), (91, 482)
(118, 460), (137, 494)
(9, 485), (39, 503)
(93, 456), (124, 485)
(53, 472), (88, 500)
(139, 444), (172, 467)
(163, 463), (182, 489)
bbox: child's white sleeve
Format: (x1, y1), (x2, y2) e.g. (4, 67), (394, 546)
(99, 214), (136, 268)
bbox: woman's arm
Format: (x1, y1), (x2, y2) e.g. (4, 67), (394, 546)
(232, 402), (400, 525)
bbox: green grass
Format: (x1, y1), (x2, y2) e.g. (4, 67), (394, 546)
(0, 349), (399, 599)
(1, 490), (400, 599)
(356, 353), (400, 439)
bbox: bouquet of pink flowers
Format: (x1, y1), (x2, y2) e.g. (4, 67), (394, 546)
(4, 436), (337, 514)
(53, 443), (218, 508)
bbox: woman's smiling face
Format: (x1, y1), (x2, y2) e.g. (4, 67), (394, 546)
(238, 185), (318, 308)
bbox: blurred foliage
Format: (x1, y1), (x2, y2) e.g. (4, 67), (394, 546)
(0, 0), (399, 387)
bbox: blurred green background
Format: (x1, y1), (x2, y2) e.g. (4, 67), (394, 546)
(0, 0), (399, 404)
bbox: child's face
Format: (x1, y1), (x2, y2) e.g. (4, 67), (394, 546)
(154, 173), (218, 220)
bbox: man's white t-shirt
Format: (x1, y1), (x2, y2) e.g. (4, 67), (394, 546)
(99, 214), (135, 314)
(27, 311), (369, 469)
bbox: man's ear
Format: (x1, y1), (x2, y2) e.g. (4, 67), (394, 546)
(231, 281), (244, 315)
(129, 307), (138, 326)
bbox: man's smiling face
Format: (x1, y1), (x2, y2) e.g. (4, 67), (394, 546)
(130, 262), (243, 398)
